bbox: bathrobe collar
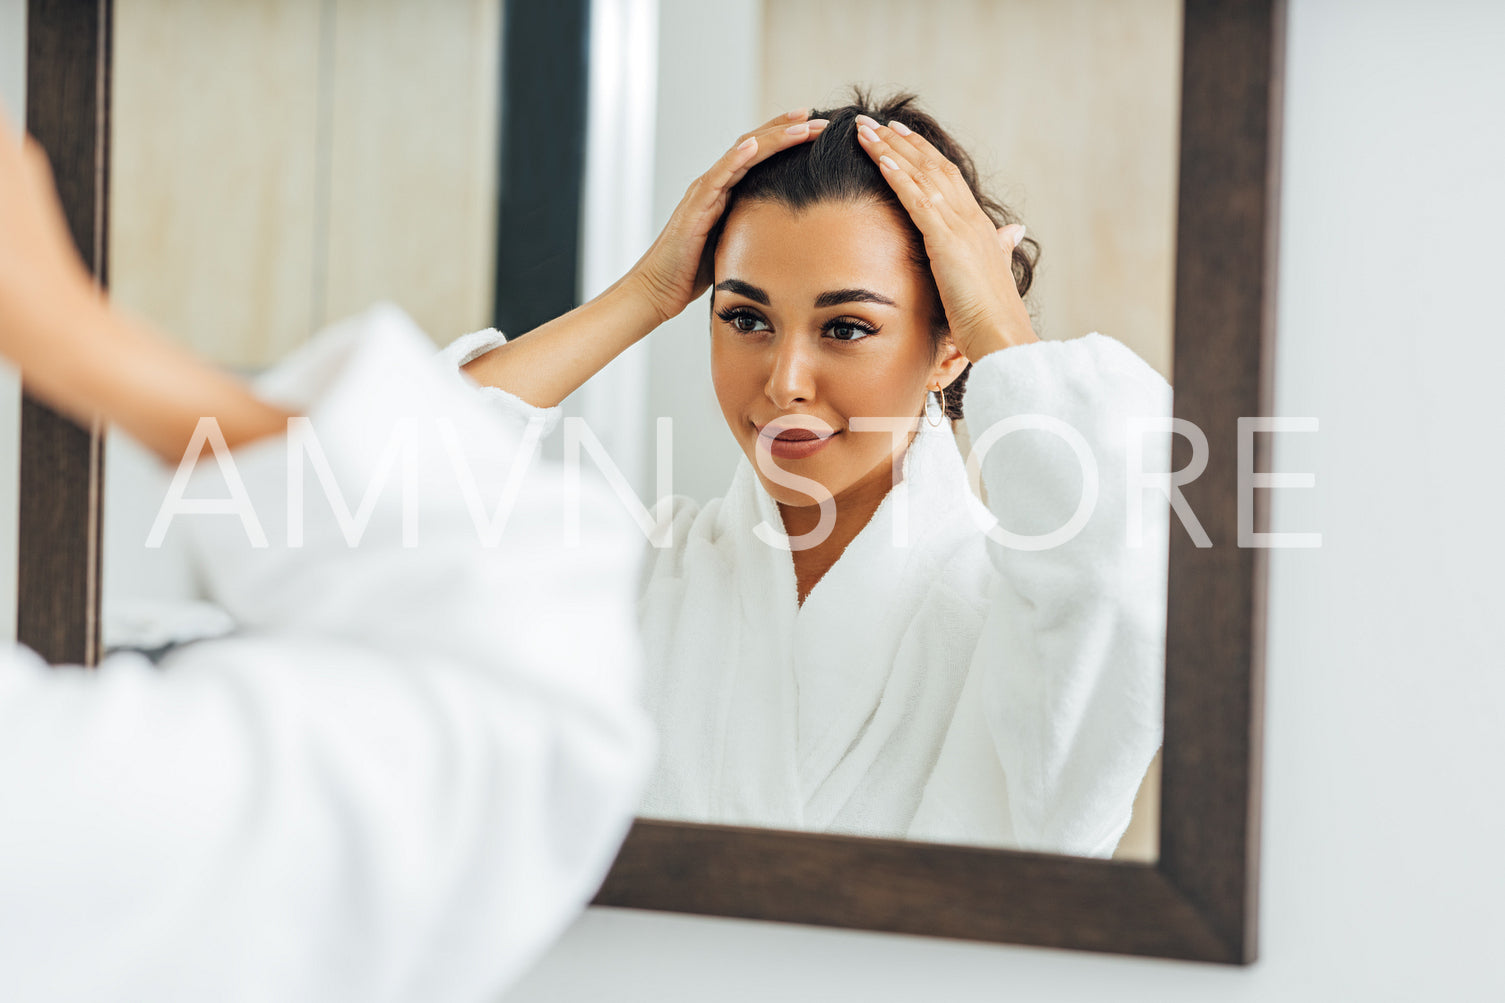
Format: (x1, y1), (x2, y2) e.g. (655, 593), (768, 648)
(705, 417), (981, 826)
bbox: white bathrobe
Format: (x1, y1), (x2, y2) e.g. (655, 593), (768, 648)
(444, 329), (1171, 857)
(0, 306), (652, 1002)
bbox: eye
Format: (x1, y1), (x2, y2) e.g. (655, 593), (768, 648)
(716, 307), (770, 334)
(823, 317), (879, 342)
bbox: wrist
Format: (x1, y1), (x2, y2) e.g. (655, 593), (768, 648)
(605, 271), (677, 335)
(960, 327), (1032, 364)
(4, 278), (104, 367)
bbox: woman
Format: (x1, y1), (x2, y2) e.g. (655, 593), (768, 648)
(450, 94), (1172, 856)
(0, 108), (650, 1000)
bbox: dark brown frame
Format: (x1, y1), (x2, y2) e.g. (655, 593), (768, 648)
(19, 0), (110, 667)
(20, 0), (1281, 965)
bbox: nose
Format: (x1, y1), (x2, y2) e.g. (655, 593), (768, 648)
(764, 332), (819, 410)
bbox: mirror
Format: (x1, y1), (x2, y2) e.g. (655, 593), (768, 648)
(52, 0), (1280, 963)
(102, 0), (1174, 861)
(101, 0), (503, 659)
(626, 0), (1178, 861)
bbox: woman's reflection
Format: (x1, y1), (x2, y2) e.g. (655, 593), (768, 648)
(452, 92), (1171, 856)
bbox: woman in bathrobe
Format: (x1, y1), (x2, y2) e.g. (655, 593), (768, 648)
(455, 94), (1172, 856)
(0, 110), (651, 1000)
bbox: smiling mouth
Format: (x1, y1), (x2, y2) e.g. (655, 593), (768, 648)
(772, 428), (822, 442)
(756, 423), (840, 460)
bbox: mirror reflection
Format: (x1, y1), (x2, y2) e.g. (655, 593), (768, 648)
(103, 0), (1177, 861)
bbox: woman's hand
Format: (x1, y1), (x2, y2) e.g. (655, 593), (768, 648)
(0, 106), (291, 461)
(853, 114), (1038, 363)
(626, 109), (829, 325)
(0, 105), (102, 356)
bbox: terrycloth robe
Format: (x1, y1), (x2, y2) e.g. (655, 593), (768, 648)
(1, 307), (652, 1001)
(443, 330), (1172, 857)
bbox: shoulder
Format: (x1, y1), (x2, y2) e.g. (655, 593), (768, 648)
(965, 333), (1171, 425)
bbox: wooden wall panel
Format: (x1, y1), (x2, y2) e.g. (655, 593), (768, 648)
(108, 0), (501, 369)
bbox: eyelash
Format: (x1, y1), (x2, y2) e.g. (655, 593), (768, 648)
(714, 307), (880, 343)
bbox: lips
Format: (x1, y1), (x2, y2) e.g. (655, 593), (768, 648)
(773, 428), (821, 442)
(756, 419), (839, 460)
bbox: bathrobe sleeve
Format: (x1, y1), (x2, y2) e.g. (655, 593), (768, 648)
(435, 327), (565, 435)
(961, 333), (1172, 858)
(0, 306), (652, 1002)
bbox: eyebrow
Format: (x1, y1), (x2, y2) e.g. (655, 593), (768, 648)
(813, 288), (897, 309)
(713, 279), (897, 310)
(713, 279), (769, 305)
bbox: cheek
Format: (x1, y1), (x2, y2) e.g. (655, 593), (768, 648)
(844, 348), (933, 417)
(709, 337), (751, 424)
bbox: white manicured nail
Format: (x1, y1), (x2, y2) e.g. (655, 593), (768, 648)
(880, 155), (898, 170)
(737, 137), (757, 153)
(888, 120), (912, 136)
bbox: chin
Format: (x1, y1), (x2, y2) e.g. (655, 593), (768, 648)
(762, 479), (833, 508)
(743, 452), (839, 508)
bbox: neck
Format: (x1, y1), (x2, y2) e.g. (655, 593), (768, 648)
(778, 445), (910, 606)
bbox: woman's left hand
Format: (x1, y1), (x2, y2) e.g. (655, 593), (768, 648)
(853, 115), (1038, 363)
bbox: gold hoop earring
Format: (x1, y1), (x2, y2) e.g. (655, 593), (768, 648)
(926, 385), (946, 428)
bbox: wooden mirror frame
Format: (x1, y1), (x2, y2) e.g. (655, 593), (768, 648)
(21, 0), (1282, 965)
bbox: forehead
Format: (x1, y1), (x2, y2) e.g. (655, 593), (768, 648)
(714, 200), (923, 302)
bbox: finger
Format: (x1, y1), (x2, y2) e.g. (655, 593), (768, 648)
(735, 107), (810, 145)
(859, 115), (973, 208)
(995, 224), (1027, 252)
(705, 114), (828, 193)
(854, 119), (953, 229)
(868, 140), (950, 235)
(854, 117), (945, 205)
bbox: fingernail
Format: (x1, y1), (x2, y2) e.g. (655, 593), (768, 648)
(854, 114), (878, 129)
(785, 122), (809, 136)
(858, 124), (879, 143)
(1014, 224), (1028, 246)
(879, 155), (898, 170)
(807, 118), (830, 130)
(786, 108), (808, 121)
(737, 136), (758, 153)
(888, 120), (912, 136)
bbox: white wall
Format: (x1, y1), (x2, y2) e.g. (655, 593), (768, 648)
(0, 0), (23, 645)
(640, 0), (762, 505)
(500, 1), (1505, 999)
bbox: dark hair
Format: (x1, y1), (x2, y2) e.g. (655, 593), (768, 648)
(708, 89), (1039, 420)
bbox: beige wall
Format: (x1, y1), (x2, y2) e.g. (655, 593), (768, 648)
(109, 0), (501, 369)
(762, 0), (1181, 380)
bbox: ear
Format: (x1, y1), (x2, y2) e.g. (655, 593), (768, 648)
(932, 334), (970, 388)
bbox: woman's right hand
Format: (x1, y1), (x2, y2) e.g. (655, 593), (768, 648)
(461, 109), (825, 407)
(626, 109), (828, 326)
(0, 105), (101, 359)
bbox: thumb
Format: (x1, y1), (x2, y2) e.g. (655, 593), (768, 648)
(995, 223), (1027, 251)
